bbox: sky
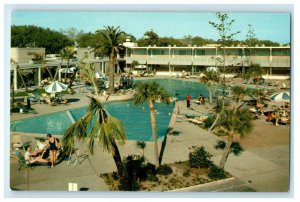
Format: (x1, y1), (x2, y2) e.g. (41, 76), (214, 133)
(11, 11), (291, 44)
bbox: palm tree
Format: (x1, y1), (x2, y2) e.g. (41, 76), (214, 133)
(59, 46), (76, 84)
(94, 26), (125, 95)
(136, 141), (146, 157)
(209, 98), (224, 132)
(231, 86), (248, 113)
(218, 108), (253, 169)
(133, 81), (170, 168)
(78, 60), (100, 96)
(245, 63), (263, 85)
(200, 67), (220, 105)
(33, 52), (54, 81)
(62, 97), (129, 188)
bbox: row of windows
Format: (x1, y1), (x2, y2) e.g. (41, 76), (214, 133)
(132, 49), (290, 56)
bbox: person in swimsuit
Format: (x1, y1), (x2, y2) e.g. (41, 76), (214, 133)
(45, 134), (58, 167)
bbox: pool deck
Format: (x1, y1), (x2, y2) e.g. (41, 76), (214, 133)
(8, 79), (291, 195)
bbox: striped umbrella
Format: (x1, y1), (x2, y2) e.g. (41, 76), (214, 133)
(44, 81), (68, 93)
(270, 91), (290, 102)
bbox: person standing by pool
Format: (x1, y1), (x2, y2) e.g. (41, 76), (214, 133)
(45, 134), (59, 167)
(186, 94), (191, 108)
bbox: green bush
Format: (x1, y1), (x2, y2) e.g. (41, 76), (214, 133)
(188, 146), (212, 168)
(147, 174), (159, 182)
(204, 116), (215, 128)
(208, 164), (226, 180)
(156, 164), (173, 175)
(183, 171), (190, 177)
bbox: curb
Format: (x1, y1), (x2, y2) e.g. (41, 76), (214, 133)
(167, 177), (236, 192)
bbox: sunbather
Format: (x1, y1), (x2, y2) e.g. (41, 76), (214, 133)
(32, 139), (47, 156)
(25, 147), (49, 164)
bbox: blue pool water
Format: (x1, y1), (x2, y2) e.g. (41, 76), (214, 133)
(136, 78), (209, 100)
(10, 112), (73, 135)
(11, 78), (209, 141)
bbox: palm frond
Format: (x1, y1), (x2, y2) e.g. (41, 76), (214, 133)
(99, 123), (113, 153)
(108, 115), (126, 145)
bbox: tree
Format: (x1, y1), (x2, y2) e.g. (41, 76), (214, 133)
(11, 25), (73, 54)
(137, 30), (159, 46)
(217, 108), (253, 169)
(209, 13), (240, 75)
(244, 63), (264, 85)
(61, 97), (130, 189)
(77, 60), (100, 96)
(32, 52), (54, 81)
(59, 46), (76, 85)
(94, 26), (125, 94)
(217, 85), (252, 169)
(59, 27), (85, 40)
(200, 67), (221, 105)
(231, 85), (248, 113)
(245, 24), (256, 62)
(200, 67), (223, 132)
(133, 81), (170, 167)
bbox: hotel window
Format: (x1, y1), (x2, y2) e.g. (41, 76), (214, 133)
(173, 50), (192, 55)
(195, 50), (205, 56)
(205, 49), (216, 55)
(253, 49), (270, 56)
(272, 49), (290, 56)
(134, 49), (147, 55)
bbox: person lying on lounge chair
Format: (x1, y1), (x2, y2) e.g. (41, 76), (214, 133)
(25, 147), (49, 164)
(32, 139), (47, 157)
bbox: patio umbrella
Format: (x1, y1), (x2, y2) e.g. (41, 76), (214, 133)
(59, 67), (76, 74)
(206, 66), (219, 72)
(135, 64), (147, 69)
(44, 81), (68, 93)
(270, 91), (290, 102)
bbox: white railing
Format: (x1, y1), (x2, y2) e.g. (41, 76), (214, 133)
(127, 54), (290, 68)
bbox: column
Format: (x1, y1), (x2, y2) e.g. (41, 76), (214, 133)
(269, 48), (273, 76)
(14, 68), (18, 90)
(58, 64), (62, 81)
(38, 66), (42, 86)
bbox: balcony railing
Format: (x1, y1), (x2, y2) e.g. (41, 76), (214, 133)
(126, 54), (290, 68)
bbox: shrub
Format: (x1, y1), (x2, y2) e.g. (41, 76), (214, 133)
(156, 164), (173, 175)
(208, 164), (226, 180)
(188, 146), (212, 168)
(147, 174), (159, 182)
(204, 116), (215, 128)
(183, 171), (190, 177)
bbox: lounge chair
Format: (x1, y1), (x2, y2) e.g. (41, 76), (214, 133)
(14, 150), (30, 171)
(14, 150), (50, 170)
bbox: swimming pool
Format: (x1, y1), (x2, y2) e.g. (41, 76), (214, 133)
(11, 78), (209, 141)
(135, 78), (209, 100)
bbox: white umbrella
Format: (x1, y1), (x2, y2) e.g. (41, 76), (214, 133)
(135, 64), (147, 69)
(59, 67), (76, 74)
(270, 91), (290, 102)
(95, 72), (106, 79)
(44, 81), (68, 93)
(206, 66), (219, 72)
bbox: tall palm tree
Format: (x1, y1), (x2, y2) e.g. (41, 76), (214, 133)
(62, 97), (129, 187)
(218, 108), (253, 169)
(133, 81), (170, 168)
(94, 26), (125, 95)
